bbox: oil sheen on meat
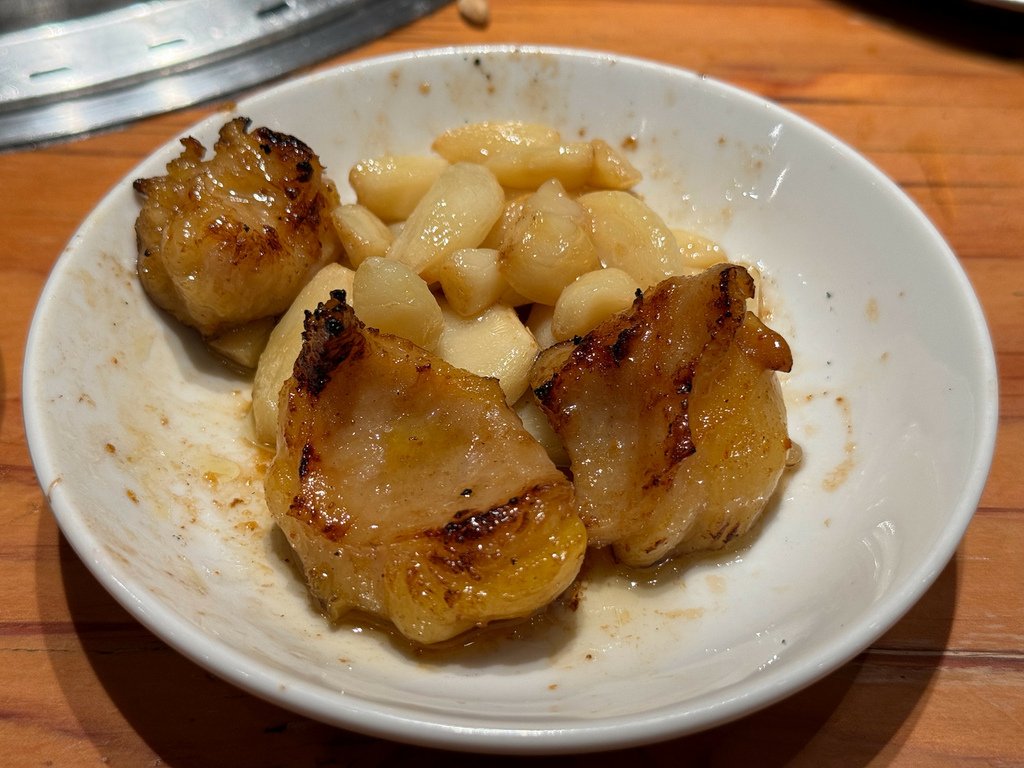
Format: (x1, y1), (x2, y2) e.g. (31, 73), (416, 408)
(264, 292), (586, 644)
(531, 265), (793, 567)
(133, 117), (341, 339)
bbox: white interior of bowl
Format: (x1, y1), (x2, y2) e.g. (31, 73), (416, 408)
(23, 46), (998, 753)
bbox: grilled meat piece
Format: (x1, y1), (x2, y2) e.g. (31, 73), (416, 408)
(264, 292), (586, 644)
(531, 265), (792, 567)
(134, 117), (341, 340)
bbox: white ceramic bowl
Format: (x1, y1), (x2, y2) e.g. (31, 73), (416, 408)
(23, 46), (998, 754)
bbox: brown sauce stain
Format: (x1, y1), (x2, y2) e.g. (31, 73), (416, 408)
(822, 395), (856, 491)
(655, 607), (705, 620)
(865, 297), (879, 322)
(705, 573), (726, 594)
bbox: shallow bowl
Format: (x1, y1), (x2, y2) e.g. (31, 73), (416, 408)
(23, 46), (998, 753)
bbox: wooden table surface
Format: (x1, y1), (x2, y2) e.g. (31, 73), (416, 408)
(2, 1), (1022, 765)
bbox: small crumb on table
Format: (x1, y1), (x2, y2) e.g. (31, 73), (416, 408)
(458, 0), (490, 26)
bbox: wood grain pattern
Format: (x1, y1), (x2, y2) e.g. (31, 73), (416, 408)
(2, 0), (1022, 764)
